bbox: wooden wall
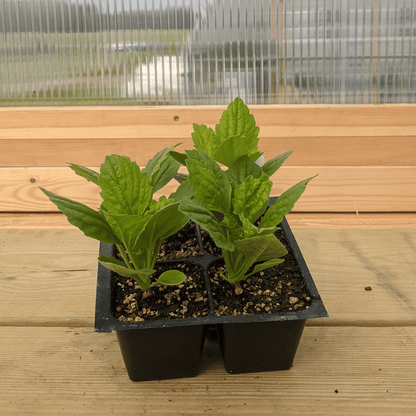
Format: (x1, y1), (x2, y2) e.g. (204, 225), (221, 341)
(1, 104), (415, 213)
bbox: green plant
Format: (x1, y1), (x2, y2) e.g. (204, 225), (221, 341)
(40, 146), (189, 293)
(173, 97), (317, 285)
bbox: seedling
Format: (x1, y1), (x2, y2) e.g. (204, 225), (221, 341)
(40, 145), (189, 292)
(174, 97), (317, 284)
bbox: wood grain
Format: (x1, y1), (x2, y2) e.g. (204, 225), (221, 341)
(1, 104), (416, 129)
(1, 105), (416, 168)
(1, 228), (415, 327)
(2, 136), (415, 167)
(1, 166), (415, 213)
(0, 229), (98, 327)
(0, 326), (415, 415)
(2, 212), (416, 230)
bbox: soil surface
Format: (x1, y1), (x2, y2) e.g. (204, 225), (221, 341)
(157, 221), (203, 260)
(111, 261), (211, 322)
(111, 221), (312, 322)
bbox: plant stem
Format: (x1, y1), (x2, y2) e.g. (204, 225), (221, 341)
(116, 244), (134, 269)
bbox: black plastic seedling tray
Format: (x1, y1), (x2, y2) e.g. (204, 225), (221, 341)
(94, 199), (328, 380)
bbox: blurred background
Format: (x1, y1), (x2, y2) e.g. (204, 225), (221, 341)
(1, 0), (415, 106)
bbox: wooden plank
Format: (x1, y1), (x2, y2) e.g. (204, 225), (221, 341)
(2, 124), (416, 140)
(2, 136), (415, 167)
(287, 213), (416, 229)
(0, 230), (98, 327)
(294, 228), (416, 326)
(0, 326), (416, 415)
(1, 166), (415, 213)
(1, 229), (415, 327)
(1, 104), (415, 167)
(2, 212), (416, 230)
(1, 104), (415, 130)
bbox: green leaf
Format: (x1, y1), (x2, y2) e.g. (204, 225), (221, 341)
(220, 214), (244, 241)
(179, 198), (234, 251)
(191, 123), (220, 156)
(68, 164), (99, 185)
(186, 150), (232, 215)
(170, 151), (188, 166)
(143, 144), (181, 193)
(135, 202), (190, 257)
(226, 155), (263, 190)
(40, 188), (120, 244)
(215, 97), (259, 151)
(232, 234), (287, 273)
(146, 196), (172, 217)
(153, 270), (187, 287)
(233, 173), (272, 223)
(98, 255), (154, 289)
(212, 135), (261, 167)
(262, 150), (294, 177)
(260, 175), (318, 228)
(244, 259), (285, 279)
(169, 180), (195, 202)
(174, 172), (189, 183)
(99, 154), (152, 216)
(254, 236), (288, 262)
(240, 217), (259, 239)
(102, 213), (149, 260)
(222, 234), (287, 283)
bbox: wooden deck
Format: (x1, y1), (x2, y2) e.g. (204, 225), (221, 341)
(1, 104), (416, 414)
(1, 213), (416, 415)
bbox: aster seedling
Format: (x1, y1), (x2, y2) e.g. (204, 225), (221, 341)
(40, 145), (190, 294)
(172, 97), (317, 284)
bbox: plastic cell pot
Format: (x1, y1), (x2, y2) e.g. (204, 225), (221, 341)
(94, 242), (213, 382)
(210, 212), (328, 374)
(94, 198), (328, 380)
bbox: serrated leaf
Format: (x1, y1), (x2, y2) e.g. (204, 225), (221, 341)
(226, 155), (263, 190)
(262, 150), (294, 177)
(99, 155), (152, 216)
(233, 173), (272, 223)
(215, 97), (259, 150)
(186, 150), (231, 215)
(260, 175), (318, 228)
(40, 188), (120, 244)
(68, 164), (99, 185)
(169, 180), (195, 202)
(146, 196), (172, 217)
(212, 135), (260, 167)
(191, 123), (220, 155)
(143, 144), (181, 193)
(179, 198), (234, 251)
(154, 270), (187, 286)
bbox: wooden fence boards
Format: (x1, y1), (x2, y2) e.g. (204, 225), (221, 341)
(1, 166), (415, 213)
(1, 104), (415, 213)
(2, 136), (415, 167)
